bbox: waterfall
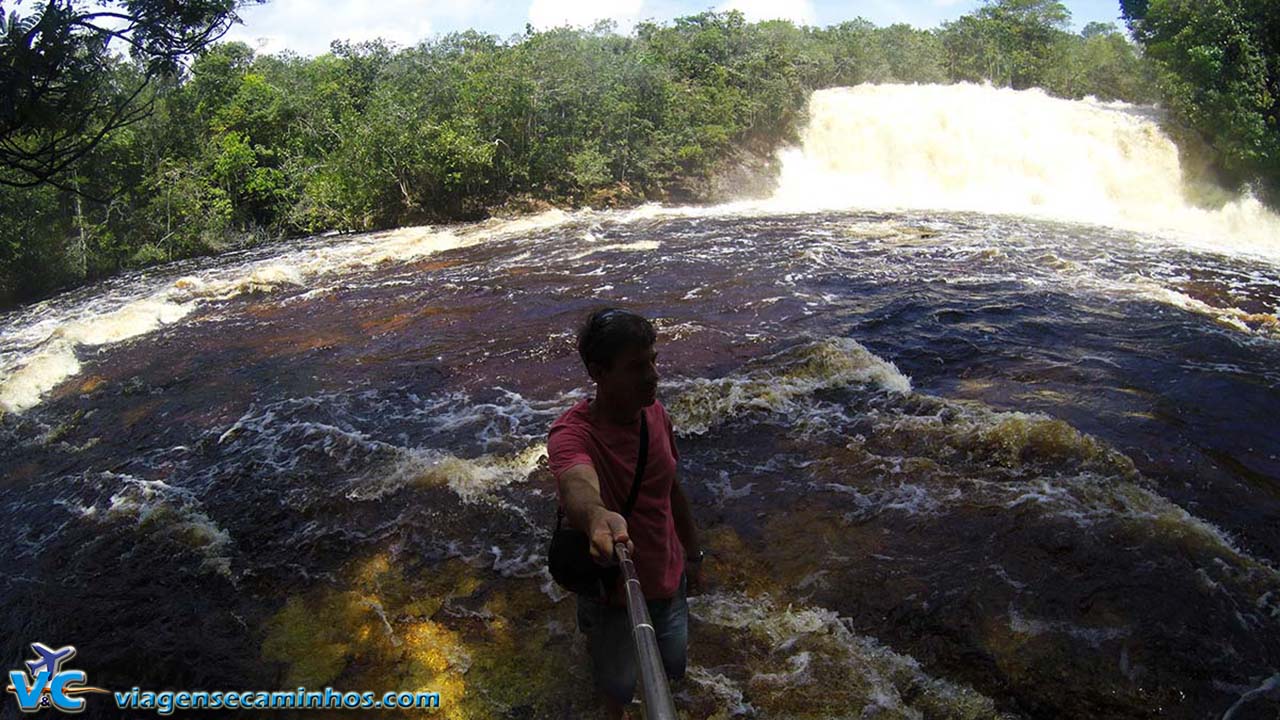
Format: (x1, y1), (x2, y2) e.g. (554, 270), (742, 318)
(771, 84), (1280, 257)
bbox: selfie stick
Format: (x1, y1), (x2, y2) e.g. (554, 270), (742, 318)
(615, 542), (678, 720)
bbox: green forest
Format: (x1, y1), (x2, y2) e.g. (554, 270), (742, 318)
(1, 0), (1276, 309)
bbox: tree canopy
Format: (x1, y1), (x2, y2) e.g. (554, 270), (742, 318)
(0, 0), (253, 188)
(1121, 0), (1279, 200)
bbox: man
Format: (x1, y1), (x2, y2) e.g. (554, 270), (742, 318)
(547, 307), (703, 719)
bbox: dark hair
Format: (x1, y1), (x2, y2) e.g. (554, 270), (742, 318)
(577, 308), (656, 372)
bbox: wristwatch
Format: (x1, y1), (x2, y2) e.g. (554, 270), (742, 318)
(686, 549), (705, 563)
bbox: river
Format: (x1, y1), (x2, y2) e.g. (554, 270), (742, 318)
(1, 84), (1278, 719)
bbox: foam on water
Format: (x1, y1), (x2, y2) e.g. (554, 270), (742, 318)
(349, 444), (545, 504)
(671, 337), (1276, 583)
(211, 387), (561, 507)
(83, 472), (233, 576)
(565, 239), (660, 260)
(1221, 673), (1280, 720)
(691, 591), (1014, 719)
(666, 336), (912, 435)
(704, 470), (755, 505)
(683, 667), (756, 717)
(854, 401), (1275, 577)
(1007, 603), (1130, 648)
(829, 480), (957, 523)
(1133, 280), (1280, 338)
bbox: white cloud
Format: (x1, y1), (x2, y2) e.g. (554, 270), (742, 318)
(717, 0), (816, 25)
(527, 0), (644, 30)
(225, 0), (445, 56)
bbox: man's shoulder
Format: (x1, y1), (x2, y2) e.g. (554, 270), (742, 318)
(648, 399), (673, 426)
(546, 399), (596, 478)
(549, 398), (592, 434)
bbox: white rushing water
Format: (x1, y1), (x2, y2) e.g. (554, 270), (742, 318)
(0, 214), (577, 414)
(769, 83), (1280, 258)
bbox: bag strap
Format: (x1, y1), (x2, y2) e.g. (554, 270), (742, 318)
(621, 411), (648, 518)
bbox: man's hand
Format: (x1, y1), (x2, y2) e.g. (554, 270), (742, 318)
(686, 557), (704, 596)
(587, 508), (632, 563)
(559, 464), (632, 563)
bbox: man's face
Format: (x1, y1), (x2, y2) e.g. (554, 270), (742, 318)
(592, 343), (660, 409)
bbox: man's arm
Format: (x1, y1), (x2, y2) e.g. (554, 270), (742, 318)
(559, 463), (633, 562)
(671, 479), (700, 559)
(671, 478), (703, 594)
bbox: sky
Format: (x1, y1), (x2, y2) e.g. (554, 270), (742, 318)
(223, 0), (1129, 57)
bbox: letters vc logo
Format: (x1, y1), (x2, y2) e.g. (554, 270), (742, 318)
(6, 643), (107, 713)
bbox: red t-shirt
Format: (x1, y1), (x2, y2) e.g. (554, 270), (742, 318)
(547, 398), (684, 600)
